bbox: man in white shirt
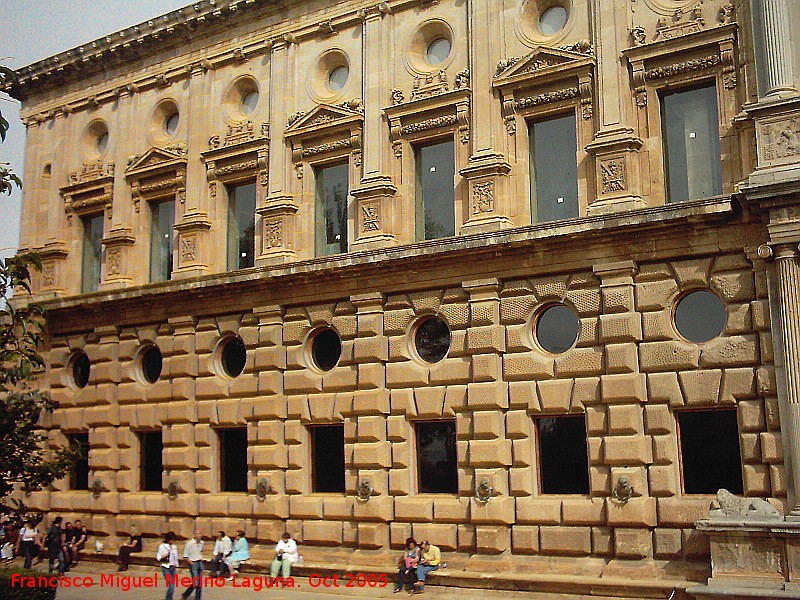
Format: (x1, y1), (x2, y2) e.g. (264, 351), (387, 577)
(181, 530), (204, 600)
(156, 532), (179, 600)
(210, 530), (232, 578)
(270, 532), (299, 579)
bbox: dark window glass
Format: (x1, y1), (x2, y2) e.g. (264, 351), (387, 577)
(227, 182), (256, 270)
(150, 200), (175, 282)
(536, 304), (580, 354)
(674, 290), (726, 343)
(661, 84), (722, 203)
(69, 433), (90, 491)
(311, 425), (345, 493)
(315, 163), (349, 256)
(312, 328), (342, 371)
(416, 421), (457, 493)
(536, 415), (589, 494)
(140, 431), (163, 492)
(140, 345), (163, 384)
(71, 351), (91, 389)
(415, 141), (455, 240)
(414, 317), (451, 364)
(529, 113), (579, 223)
(81, 214), (104, 293)
(219, 428), (248, 492)
(221, 336), (247, 378)
(679, 410), (743, 494)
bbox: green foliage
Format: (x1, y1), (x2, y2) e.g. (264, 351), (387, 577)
(1, 65), (21, 194)
(0, 567), (58, 600)
(0, 65), (17, 143)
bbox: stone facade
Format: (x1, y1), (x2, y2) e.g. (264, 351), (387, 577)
(7, 0), (800, 593)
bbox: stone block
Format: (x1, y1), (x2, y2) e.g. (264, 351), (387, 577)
(605, 343), (639, 374)
(607, 404), (643, 435)
(475, 525), (510, 554)
(761, 432), (784, 464)
(390, 522), (413, 548)
(252, 445), (288, 469)
(648, 372), (683, 406)
(710, 271), (755, 302)
(562, 498), (605, 525)
(678, 370), (722, 405)
(386, 415), (409, 442)
(469, 439), (512, 467)
(467, 382), (508, 410)
(509, 466), (535, 496)
(636, 279), (679, 312)
(555, 347), (604, 377)
(765, 397), (781, 431)
(599, 312), (642, 343)
(614, 528), (652, 559)
(648, 465), (678, 496)
(470, 497), (515, 525)
(394, 497), (434, 522)
(567, 288), (602, 316)
(353, 496), (393, 522)
(430, 357), (471, 385)
(639, 341), (700, 372)
(511, 525), (540, 554)
(389, 468), (411, 496)
(641, 310), (673, 342)
(284, 369), (324, 394)
(357, 415), (386, 443)
(506, 410), (532, 439)
(585, 405), (606, 435)
(410, 524), (457, 551)
(758, 366), (777, 396)
(357, 523), (389, 549)
(740, 432), (762, 463)
(770, 464), (787, 496)
(434, 497), (470, 522)
(726, 303), (752, 334)
(353, 441), (391, 468)
(743, 463), (771, 495)
(386, 362), (428, 388)
(751, 299), (770, 330)
(644, 405), (674, 434)
(467, 325), (505, 354)
(604, 435), (652, 465)
(657, 498), (711, 526)
(651, 434), (678, 465)
(472, 354), (502, 383)
(500, 295), (536, 325)
(353, 389), (390, 415)
(653, 528), (683, 558)
(535, 379), (573, 412)
(353, 336), (388, 362)
(592, 527), (614, 556)
(590, 466), (611, 496)
(572, 377), (601, 407)
(739, 399), (766, 432)
(505, 324), (532, 352)
(682, 529), (710, 559)
(303, 520), (343, 545)
(700, 335), (759, 368)
(539, 526), (591, 555)
(473, 411), (503, 439)
(606, 497), (656, 527)
(512, 438), (533, 467)
(601, 373), (647, 404)
(508, 381), (538, 410)
(357, 363), (384, 390)
(516, 498), (562, 524)
(414, 386), (447, 417)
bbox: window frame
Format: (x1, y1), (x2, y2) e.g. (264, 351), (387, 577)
(148, 198), (176, 283)
(413, 138), (457, 241)
(533, 413), (590, 496)
(68, 433), (90, 491)
(309, 423), (346, 494)
(80, 212), (104, 294)
(313, 160), (351, 257)
(217, 427), (249, 493)
(138, 430), (164, 493)
(225, 180), (258, 270)
(414, 419), (458, 495)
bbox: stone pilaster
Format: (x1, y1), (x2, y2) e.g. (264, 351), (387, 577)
(759, 0), (797, 98)
(99, 226), (135, 291)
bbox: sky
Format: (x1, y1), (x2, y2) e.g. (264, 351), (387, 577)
(0, 0), (190, 258)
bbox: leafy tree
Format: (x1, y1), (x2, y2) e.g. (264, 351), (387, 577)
(0, 64), (80, 523)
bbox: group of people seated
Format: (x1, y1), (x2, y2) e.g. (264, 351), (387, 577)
(396, 537), (442, 594)
(0, 516), (89, 573)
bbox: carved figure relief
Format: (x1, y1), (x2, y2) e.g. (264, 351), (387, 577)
(762, 119), (800, 163)
(410, 70), (449, 102)
(653, 7), (705, 42)
(69, 161), (114, 185)
(361, 203), (380, 233)
(472, 181), (494, 215)
(181, 235), (197, 262)
(265, 220), (283, 248)
(454, 70), (470, 90)
(106, 250), (121, 276)
(390, 89), (405, 105)
(600, 158), (627, 193)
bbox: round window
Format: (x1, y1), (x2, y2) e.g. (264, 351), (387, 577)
(414, 317), (451, 364)
(539, 5), (568, 35)
(426, 38), (451, 66)
(674, 290), (726, 343)
(97, 132), (109, 154)
(311, 328), (342, 372)
(220, 336), (247, 378)
(328, 65), (349, 92)
(165, 112), (180, 136)
(70, 351), (91, 389)
(241, 90), (259, 115)
(535, 304), (580, 354)
(139, 345), (163, 384)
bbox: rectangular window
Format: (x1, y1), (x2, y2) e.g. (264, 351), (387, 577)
(536, 415), (589, 494)
(149, 200), (175, 282)
(219, 428), (248, 492)
(678, 409), (743, 494)
(661, 83), (722, 203)
(80, 214), (104, 293)
(415, 140), (455, 240)
(139, 431), (163, 492)
(529, 113), (579, 223)
(315, 163), (349, 256)
(68, 433), (90, 491)
(226, 182), (256, 270)
(415, 421), (457, 494)
(310, 425), (345, 493)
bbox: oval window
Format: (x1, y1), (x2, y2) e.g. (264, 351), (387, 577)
(674, 290), (726, 343)
(426, 38), (451, 66)
(311, 328), (342, 372)
(220, 336), (247, 378)
(328, 66), (349, 92)
(414, 317), (451, 364)
(139, 345), (163, 384)
(70, 351), (91, 389)
(539, 6), (568, 36)
(536, 304), (580, 354)
(242, 90), (259, 115)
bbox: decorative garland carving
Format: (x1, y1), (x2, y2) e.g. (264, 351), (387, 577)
(514, 87), (579, 111)
(644, 54), (720, 81)
(400, 114), (458, 136)
(300, 138), (352, 158)
(214, 159), (259, 176)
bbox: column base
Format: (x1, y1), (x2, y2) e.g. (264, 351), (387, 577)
(351, 175), (398, 248)
(585, 128), (644, 214)
(459, 152), (512, 233)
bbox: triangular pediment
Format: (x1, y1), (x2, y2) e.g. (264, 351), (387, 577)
(285, 103), (363, 135)
(125, 146), (187, 174)
(494, 46), (593, 85)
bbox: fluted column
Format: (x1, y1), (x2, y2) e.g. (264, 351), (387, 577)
(759, 0), (797, 97)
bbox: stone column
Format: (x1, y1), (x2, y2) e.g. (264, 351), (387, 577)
(762, 242), (800, 516)
(758, 0), (797, 97)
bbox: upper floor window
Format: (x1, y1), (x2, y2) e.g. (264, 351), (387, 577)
(416, 420), (457, 493)
(150, 200), (175, 283)
(678, 409), (742, 494)
(80, 213), (104, 293)
(661, 83), (722, 203)
(315, 162), (349, 256)
(536, 415), (589, 494)
(226, 182), (256, 270)
(529, 113), (579, 223)
(415, 140), (455, 240)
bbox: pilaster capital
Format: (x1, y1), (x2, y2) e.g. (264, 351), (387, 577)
(462, 278), (501, 301)
(350, 292), (386, 312)
(756, 242), (800, 262)
(592, 260), (638, 285)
